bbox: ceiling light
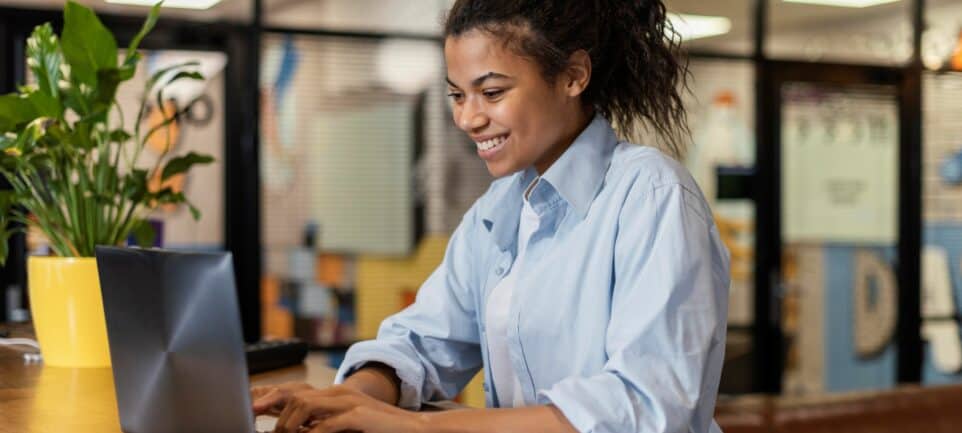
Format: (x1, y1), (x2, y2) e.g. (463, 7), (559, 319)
(105, 0), (223, 10)
(668, 13), (732, 41)
(782, 0), (900, 8)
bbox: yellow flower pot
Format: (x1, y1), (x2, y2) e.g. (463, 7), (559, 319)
(27, 256), (112, 367)
(30, 366), (118, 431)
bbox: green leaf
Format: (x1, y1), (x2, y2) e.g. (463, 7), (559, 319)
(70, 118), (96, 150)
(124, 2), (161, 66)
(144, 61), (199, 95)
(130, 218), (156, 248)
(135, 60), (199, 132)
(0, 134), (19, 172)
(0, 188), (16, 209)
(160, 151), (213, 181)
(123, 168), (149, 202)
(41, 121), (70, 147)
(109, 129), (132, 143)
(25, 88), (60, 118)
(61, 83), (89, 117)
(0, 93), (41, 133)
(0, 133), (15, 150)
(61, 0), (118, 86)
(0, 236), (7, 266)
(150, 186), (177, 202)
(187, 202), (200, 220)
(162, 70), (204, 86)
(25, 153), (53, 171)
(25, 23), (63, 103)
(0, 190), (16, 266)
(118, 53), (140, 81)
(14, 117), (52, 156)
(92, 67), (124, 112)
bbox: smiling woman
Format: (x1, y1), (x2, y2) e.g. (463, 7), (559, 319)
(251, 1), (731, 433)
(443, 34), (593, 177)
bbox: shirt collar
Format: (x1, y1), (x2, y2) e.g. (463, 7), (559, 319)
(481, 114), (617, 251)
(539, 114), (617, 219)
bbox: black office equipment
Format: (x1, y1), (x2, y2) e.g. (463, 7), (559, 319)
(716, 165), (756, 200)
(245, 338), (309, 374)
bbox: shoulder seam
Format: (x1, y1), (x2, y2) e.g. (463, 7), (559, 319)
(651, 182), (712, 224)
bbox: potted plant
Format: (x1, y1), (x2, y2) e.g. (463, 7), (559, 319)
(0, 0), (213, 367)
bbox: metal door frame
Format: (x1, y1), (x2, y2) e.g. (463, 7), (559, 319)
(754, 60), (922, 393)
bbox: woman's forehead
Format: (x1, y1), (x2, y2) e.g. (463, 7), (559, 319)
(444, 32), (531, 86)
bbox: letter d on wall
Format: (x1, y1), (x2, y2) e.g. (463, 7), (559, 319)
(853, 250), (898, 359)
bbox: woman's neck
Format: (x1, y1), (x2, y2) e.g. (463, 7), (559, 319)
(533, 107), (595, 175)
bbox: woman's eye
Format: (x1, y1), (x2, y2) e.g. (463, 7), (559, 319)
(447, 92), (464, 102)
(483, 89), (504, 99)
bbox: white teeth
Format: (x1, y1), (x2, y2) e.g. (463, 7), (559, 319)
(475, 135), (507, 151)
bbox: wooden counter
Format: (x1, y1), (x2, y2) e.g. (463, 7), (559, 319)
(0, 323), (336, 433)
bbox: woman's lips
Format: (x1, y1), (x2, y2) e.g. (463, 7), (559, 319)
(475, 134), (508, 161)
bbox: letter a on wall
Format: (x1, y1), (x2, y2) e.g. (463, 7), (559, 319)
(922, 246), (962, 373)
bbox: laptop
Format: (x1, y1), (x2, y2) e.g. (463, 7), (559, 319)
(96, 246), (277, 433)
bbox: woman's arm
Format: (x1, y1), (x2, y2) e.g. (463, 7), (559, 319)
(340, 362), (401, 405)
(423, 405), (577, 433)
(333, 202), (488, 409)
(251, 363), (401, 416)
(268, 385), (579, 433)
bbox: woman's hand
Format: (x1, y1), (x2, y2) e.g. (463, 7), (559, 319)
(273, 385), (429, 433)
(251, 382), (315, 416)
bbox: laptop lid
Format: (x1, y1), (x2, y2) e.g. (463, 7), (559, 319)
(95, 246), (255, 433)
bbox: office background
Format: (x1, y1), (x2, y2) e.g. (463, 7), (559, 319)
(1, 0), (962, 406)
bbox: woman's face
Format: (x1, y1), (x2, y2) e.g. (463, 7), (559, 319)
(444, 30), (588, 178)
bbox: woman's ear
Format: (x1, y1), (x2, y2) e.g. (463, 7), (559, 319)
(564, 49), (592, 97)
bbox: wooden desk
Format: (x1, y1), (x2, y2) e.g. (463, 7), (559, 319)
(0, 324), (336, 433)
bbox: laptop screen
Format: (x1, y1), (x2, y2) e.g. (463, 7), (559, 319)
(96, 247), (256, 433)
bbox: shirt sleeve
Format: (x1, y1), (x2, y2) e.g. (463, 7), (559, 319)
(537, 182), (730, 433)
(334, 203), (484, 410)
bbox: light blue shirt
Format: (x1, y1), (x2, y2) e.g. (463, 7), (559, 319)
(335, 115), (731, 433)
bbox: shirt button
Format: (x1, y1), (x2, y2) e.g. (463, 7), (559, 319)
(495, 266), (505, 276)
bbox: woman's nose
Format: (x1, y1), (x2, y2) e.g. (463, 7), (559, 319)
(458, 103), (488, 132)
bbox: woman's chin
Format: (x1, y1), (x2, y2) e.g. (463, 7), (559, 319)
(484, 161), (517, 179)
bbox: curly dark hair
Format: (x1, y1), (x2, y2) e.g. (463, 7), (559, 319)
(444, 0), (690, 158)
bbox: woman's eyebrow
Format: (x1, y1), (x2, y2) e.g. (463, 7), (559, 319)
(446, 72), (511, 89)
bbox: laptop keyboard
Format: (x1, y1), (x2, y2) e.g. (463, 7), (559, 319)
(255, 416), (277, 433)
(246, 338), (309, 374)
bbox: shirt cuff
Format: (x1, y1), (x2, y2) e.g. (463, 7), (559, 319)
(536, 374), (634, 433)
(335, 342), (426, 410)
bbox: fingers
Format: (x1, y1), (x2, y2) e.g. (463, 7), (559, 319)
(252, 388), (285, 415)
(252, 382), (314, 415)
(307, 411), (358, 433)
(274, 391), (361, 433)
(276, 395), (313, 433)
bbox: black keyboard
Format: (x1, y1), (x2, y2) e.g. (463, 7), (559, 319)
(245, 338), (309, 374)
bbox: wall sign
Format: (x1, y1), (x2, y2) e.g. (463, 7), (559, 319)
(782, 83), (899, 244)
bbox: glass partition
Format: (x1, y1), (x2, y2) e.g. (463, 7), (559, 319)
(922, 70), (962, 384)
(922, 0), (962, 71)
(768, 0), (912, 65)
(264, 0), (448, 34)
(0, 0), (251, 22)
(667, 0), (754, 56)
(681, 59), (757, 393)
(779, 82), (900, 394)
